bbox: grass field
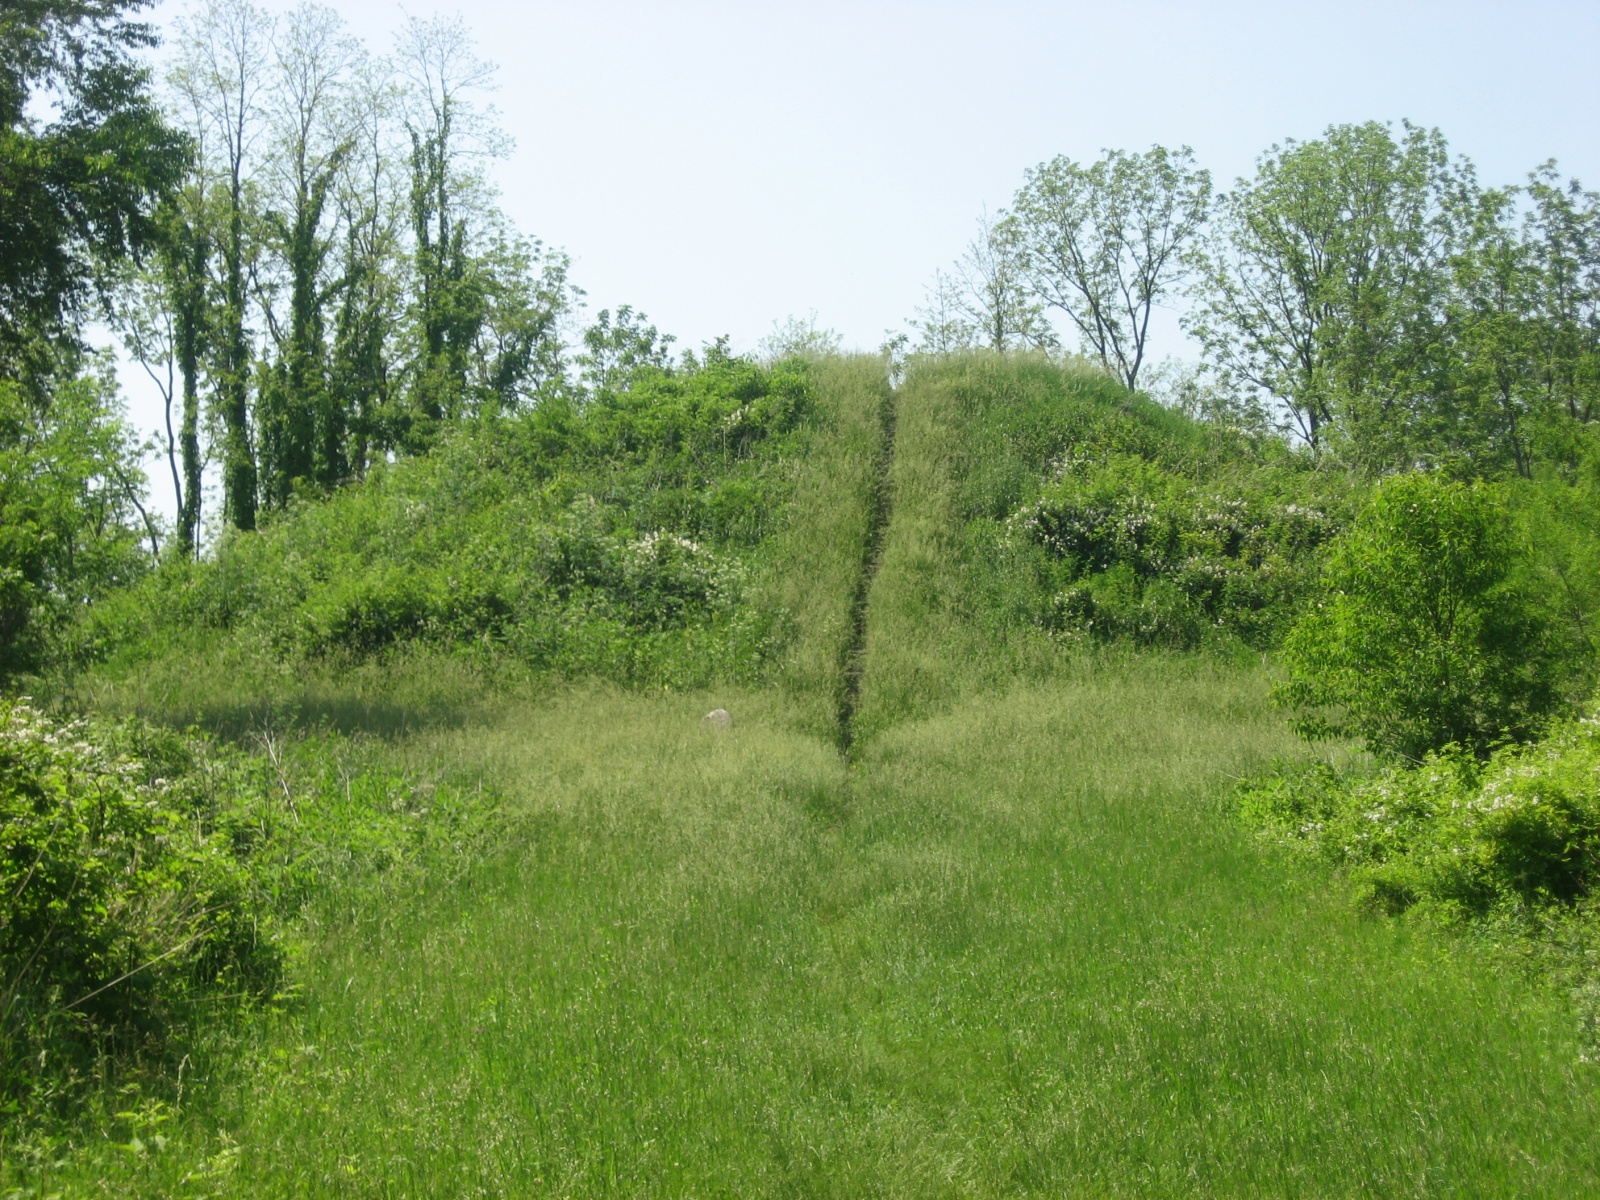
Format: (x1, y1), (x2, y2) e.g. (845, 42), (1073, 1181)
(43, 668), (1600, 1196)
(20, 358), (1600, 1196)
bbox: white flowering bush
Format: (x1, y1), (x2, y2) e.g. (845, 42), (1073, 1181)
(1010, 453), (1341, 647)
(0, 702), (278, 1099)
(1240, 713), (1600, 917)
(1, 702), (505, 1112)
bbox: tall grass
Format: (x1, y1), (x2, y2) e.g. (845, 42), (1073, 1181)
(47, 639), (505, 738)
(854, 353), (1140, 740)
(755, 356), (891, 740)
(32, 666), (1600, 1195)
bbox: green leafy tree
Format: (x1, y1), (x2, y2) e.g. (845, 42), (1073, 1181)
(1188, 122), (1462, 462)
(0, 2), (175, 669)
(1009, 145), (1210, 389)
(469, 230), (575, 413)
(1278, 473), (1567, 759)
(578, 305), (674, 394)
(0, 0), (187, 379)
(330, 54), (405, 478)
(398, 13), (498, 438)
(1442, 185), (1541, 477)
(1523, 168), (1600, 433)
(170, 0), (271, 531)
(255, 2), (360, 505)
(406, 113), (482, 431)
(118, 189), (212, 556)
(0, 359), (153, 674)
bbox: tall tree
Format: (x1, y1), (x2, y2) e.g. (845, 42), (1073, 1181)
(1443, 185), (1540, 477)
(1010, 145), (1210, 389)
(117, 193), (212, 554)
(0, 1), (181, 646)
(171, 0), (270, 530)
(256, 2), (359, 505)
(914, 211), (1057, 355)
(0, 0), (187, 380)
(168, 194), (210, 550)
(1524, 167), (1600, 431)
(396, 16), (573, 429)
(397, 13), (497, 437)
(1187, 122), (1462, 460)
(331, 54), (405, 477)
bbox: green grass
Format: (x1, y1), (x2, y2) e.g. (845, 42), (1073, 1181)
(34, 667), (1600, 1196)
(16, 355), (1600, 1195)
(755, 356), (891, 740)
(855, 353), (1149, 740)
(46, 638), (505, 738)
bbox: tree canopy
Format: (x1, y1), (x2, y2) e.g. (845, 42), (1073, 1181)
(0, 0), (187, 374)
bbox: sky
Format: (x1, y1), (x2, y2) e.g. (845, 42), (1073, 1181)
(119, 0), (1600, 516)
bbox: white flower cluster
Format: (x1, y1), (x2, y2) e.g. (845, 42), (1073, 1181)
(631, 531), (705, 559)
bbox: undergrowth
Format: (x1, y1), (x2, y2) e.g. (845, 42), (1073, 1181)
(1239, 710), (1600, 1050)
(0, 699), (500, 1142)
(73, 351), (819, 690)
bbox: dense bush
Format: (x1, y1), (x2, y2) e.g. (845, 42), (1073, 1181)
(0, 700), (500, 1109)
(1011, 454), (1343, 648)
(1277, 472), (1571, 759)
(1241, 711), (1600, 918)
(0, 702), (277, 1102)
(0, 370), (153, 679)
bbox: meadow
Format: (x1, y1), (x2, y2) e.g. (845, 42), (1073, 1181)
(12, 357), (1600, 1197)
(6, 20), (1600, 1187)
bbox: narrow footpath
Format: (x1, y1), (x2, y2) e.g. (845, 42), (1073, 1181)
(836, 388), (897, 757)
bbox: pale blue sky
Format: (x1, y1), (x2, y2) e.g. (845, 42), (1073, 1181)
(123, 0), (1600, 514)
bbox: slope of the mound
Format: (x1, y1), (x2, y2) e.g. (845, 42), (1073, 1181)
(78, 354), (827, 703)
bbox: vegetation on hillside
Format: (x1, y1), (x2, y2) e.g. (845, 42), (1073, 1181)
(0, 697), (499, 1119)
(2, 0), (1600, 1187)
(81, 350), (818, 689)
(16, 397), (1600, 1195)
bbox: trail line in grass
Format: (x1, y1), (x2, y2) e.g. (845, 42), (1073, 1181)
(837, 385), (898, 757)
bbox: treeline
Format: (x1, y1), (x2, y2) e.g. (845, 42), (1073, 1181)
(0, 0), (681, 674)
(917, 126), (1599, 478)
(127, 0), (591, 543)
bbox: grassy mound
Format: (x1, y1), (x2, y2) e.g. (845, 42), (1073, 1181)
(14, 351), (1600, 1192)
(77, 352), (822, 698)
(854, 353), (1343, 740)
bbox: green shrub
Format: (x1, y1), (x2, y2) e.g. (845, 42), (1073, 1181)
(0, 702), (279, 1102)
(1241, 713), (1600, 918)
(1278, 472), (1567, 759)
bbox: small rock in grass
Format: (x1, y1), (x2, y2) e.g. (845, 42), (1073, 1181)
(702, 708), (733, 729)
